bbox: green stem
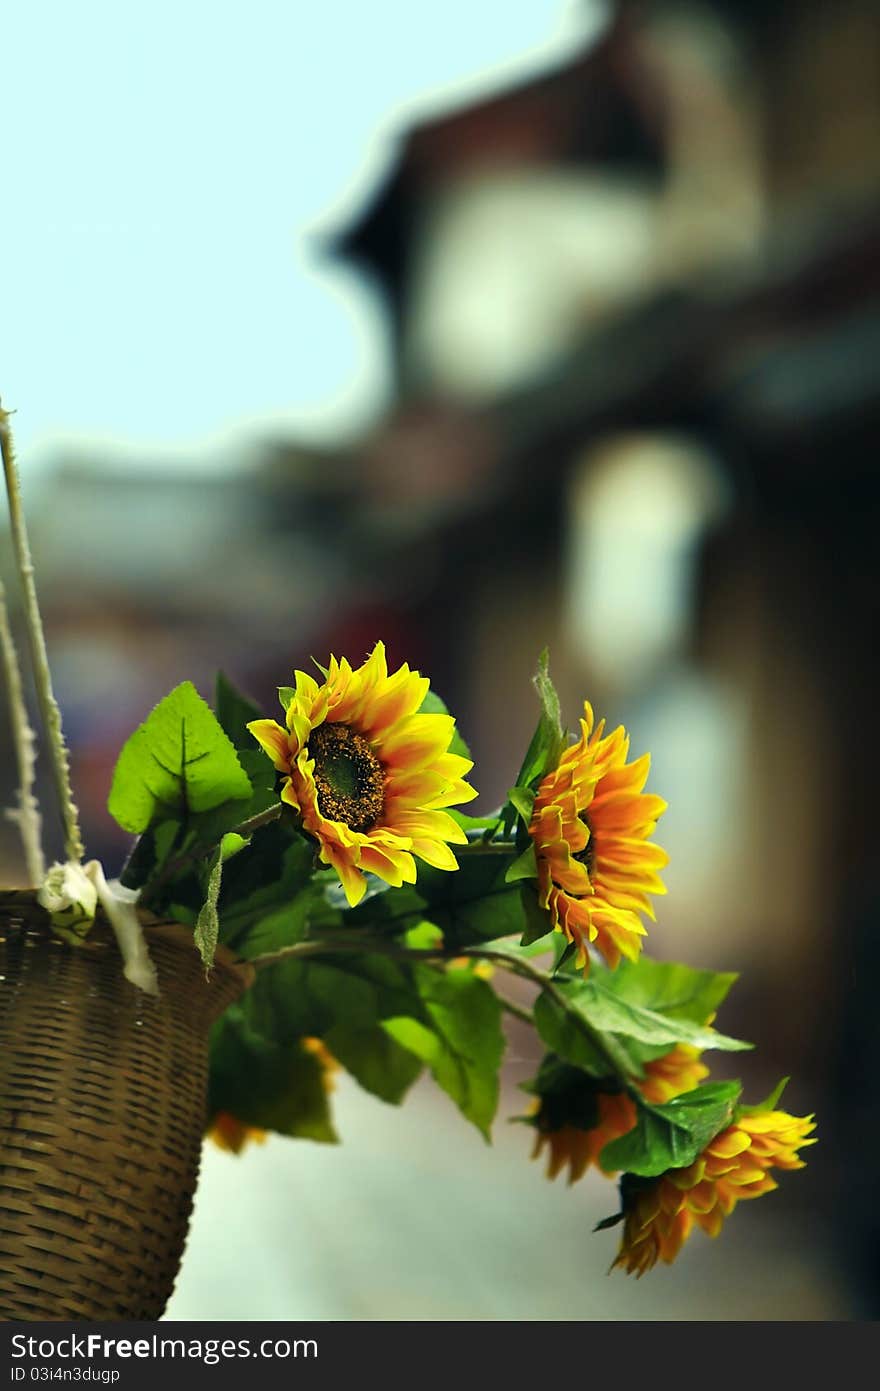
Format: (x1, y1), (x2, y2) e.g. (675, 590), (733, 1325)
(229, 802), (283, 839)
(496, 993), (534, 1027)
(0, 403), (83, 863)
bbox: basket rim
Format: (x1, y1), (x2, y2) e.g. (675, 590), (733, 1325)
(0, 886), (255, 995)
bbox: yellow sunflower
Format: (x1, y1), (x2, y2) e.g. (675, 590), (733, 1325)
(533, 1091), (634, 1183)
(533, 1041), (708, 1183)
(613, 1108), (817, 1276)
(248, 641), (476, 907)
(529, 702), (667, 971)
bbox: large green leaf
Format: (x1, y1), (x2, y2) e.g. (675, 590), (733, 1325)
(118, 817), (181, 891)
(600, 1081), (742, 1177)
(208, 1007), (337, 1143)
(328, 877), (424, 930)
(594, 957), (738, 1027)
(533, 990), (623, 1078)
(241, 934), (422, 1107)
(506, 786), (536, 829)
(325, 1023), (423, 1104)
(384, 966), (505, 1140)
(575, 979), (750, 1053)
(542, 977), (751, 1060)
(217, 822), (319, 948)
(413, 853), (529, 949)
(238, 924), (503, 1139)
(246, 951), (418, 1043)
(505, 843), (538, 884)
(108, 681), (252, 834)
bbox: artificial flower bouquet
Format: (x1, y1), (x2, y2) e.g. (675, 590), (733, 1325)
(0, 406), (814, 1317)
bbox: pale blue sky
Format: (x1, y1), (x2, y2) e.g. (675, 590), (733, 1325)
(2, 1), (605, 474)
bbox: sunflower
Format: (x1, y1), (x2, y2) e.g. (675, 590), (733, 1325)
(532, 1041), (708, 1183)
(612, 1108), (817, 1276)
(529, 702), (667, 971)
(532, 1091), (634, 1183)
(248, 642), (476, 907)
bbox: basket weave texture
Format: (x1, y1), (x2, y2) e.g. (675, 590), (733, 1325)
(0, 892), (252, 1321)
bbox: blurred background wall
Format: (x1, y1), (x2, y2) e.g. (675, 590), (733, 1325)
(2, 0), (878, 1318)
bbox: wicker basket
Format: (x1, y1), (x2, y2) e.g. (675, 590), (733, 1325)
(0, 890), (253, 1321)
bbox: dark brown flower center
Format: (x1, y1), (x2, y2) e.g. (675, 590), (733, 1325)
(309, 721), (385, 833)
(573, 817), (596, 878)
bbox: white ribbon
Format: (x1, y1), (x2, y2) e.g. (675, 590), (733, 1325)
(38, 859), (159, 996)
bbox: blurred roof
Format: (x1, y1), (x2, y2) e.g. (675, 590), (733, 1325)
(331, 7), (665, 327)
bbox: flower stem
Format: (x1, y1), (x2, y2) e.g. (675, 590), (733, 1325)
(0, 403), (83, 863)
(229, 802), (283, 839)
(496, 993), (534, 1027)
(0, 579), (45, 885)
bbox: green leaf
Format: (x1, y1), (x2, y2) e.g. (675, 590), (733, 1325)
(118, 818), (180, 891)
(477, 928), (554, 961)
(246, 951), (418, 1042)
(418, 688), (472, 762)
(325, 1023), (423, 1104)
(533, 990), (618, 1078)
(519, 885), (553, 948)
(385, 966), (504, 1139)
(575, 979), (751, 1054)
(533, 960), (748, 1083)
(108, 681), (252, 834)
(209, 1006), (337, 1143)
(600, 1081), (742, 1177)
(403, 920), (443, 951)
(217, 822), (318, 948)
(236, 747), (277, 791)
(594, 956), (738, 1029)
(512, 650), (565, 793)
(215, 670), (262, 751)
(506, 786), (535, 826)
(337, 881), (428, 933)
(414, 852), (528, 949)
(278, 686), (295, 712)
(220, 831), (249, 861)
(505, 843), (538, 884)
(194, 845), (223, 971)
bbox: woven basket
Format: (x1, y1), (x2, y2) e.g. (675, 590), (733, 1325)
(0, 890), (253, 1321)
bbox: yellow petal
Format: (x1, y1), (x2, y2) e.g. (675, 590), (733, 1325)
(247, 719), (291, 772)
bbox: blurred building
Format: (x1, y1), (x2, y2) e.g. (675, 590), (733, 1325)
(322, 0), (880, 1311)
